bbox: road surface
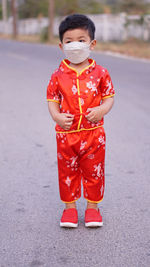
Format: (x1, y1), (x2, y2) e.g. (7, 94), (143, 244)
(0, 39), (150, 267)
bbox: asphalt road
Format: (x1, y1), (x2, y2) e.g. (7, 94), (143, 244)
(0, 39), (150, 267)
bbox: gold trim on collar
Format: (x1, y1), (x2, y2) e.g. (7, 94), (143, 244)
(62, 59), (95, 76)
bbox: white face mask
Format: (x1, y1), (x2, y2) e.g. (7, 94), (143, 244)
(63, 41), (91, 64)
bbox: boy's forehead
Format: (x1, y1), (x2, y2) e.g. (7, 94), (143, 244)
(63, 28), (90, 40)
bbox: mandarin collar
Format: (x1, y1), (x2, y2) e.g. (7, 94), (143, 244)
(59, 59), (96, 76)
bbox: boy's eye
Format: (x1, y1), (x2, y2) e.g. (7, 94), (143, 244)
(79, 40), (85, 42)
(66, 41), (71, 43)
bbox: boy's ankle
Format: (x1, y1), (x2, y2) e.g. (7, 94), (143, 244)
(65, 202), (76, 210)
(86, 202), (98, 210)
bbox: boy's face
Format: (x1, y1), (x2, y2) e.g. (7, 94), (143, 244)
(59, 28), (96, 50)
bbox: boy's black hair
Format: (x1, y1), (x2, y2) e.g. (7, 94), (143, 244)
(59, 14), (95, 42)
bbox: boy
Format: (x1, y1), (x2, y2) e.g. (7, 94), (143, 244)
(47, 14), (115, 228)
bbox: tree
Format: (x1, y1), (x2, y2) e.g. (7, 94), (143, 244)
(120, 0), (147, 14)
(48, 0), (54, 42)
(11, 0), (18, 38)
(19, 0), (48, 19)
(17, 0), (150, 19)
(0, 4), (2, 20)
(55, 0), (105, 15)
(2, 0), (7, 22)
(55, 0), (79, 16)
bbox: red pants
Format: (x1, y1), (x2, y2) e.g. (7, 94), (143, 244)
(56, 127), (106, 203)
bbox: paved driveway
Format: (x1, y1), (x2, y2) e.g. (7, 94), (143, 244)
(0, 39), (150, 267)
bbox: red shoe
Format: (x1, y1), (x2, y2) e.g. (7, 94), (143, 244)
(85, 208), (103, 227)
(60, 208), (78, 228)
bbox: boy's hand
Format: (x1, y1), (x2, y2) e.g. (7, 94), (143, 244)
(55, 113), (74, 130)
(85, 106), (104, 123)
(85, 97), (114, 123)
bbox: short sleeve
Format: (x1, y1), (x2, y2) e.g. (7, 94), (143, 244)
(47, 73), (61, 103)
(100, 69), (115, 99)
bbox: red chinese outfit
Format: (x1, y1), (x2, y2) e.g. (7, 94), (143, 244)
(47, 59), (115, 203)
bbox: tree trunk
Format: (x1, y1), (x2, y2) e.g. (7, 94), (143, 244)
(2, 0), (7, 34)
(48, 0), (55, 42)
(11, 0), (18, 38)
(2, 0), (7, 22)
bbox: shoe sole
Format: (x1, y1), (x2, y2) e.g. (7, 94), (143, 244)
(60, 222), (78, 228)
(85, 222), (103, 227)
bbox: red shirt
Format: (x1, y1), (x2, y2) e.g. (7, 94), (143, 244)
(47, 59), (115, 133)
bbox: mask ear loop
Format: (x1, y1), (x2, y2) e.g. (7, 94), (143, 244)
(89, 40), (95, 50)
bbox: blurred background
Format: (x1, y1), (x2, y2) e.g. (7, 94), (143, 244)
(0, 0), (150, 58)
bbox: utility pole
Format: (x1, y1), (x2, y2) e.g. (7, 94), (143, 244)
(11, 0), (18, 38)
(48, 0), (55, 42)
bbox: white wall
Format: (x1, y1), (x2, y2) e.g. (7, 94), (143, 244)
(0, 14), (150, 41)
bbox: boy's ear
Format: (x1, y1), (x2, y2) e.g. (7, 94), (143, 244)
(59, 42), (63, 50)
(90, 39), (96, 50)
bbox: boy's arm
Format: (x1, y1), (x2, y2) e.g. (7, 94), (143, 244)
(48, 102), (74, 130)
(85, 97), (114, 123)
